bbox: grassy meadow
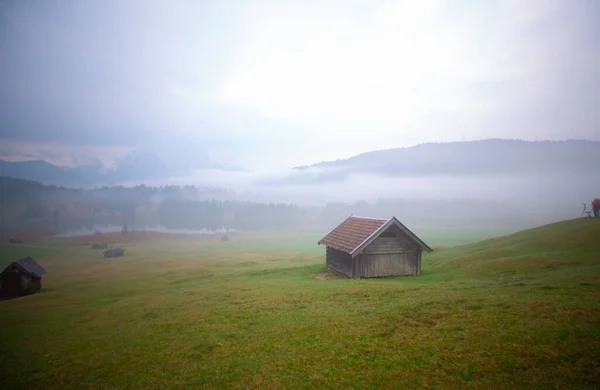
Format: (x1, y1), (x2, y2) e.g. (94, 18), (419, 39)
(1, 219), (600, 389)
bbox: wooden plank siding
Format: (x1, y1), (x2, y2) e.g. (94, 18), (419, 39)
(355, 225), (420, 278)
(356, 252), (420, 277)
(326, 246), (354, 277)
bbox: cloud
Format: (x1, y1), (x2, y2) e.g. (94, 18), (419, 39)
(216, 0), (599, 154)
(0, 0), (598, 172)
(217, 0), (465, 123)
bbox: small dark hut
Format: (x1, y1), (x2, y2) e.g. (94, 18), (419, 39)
(8, 238), (23, 244)
(104, 248), (125, 258)
(221, 235), (229, 242)
(0, 257), (46, 298)
(91, 242), (108, 249)
(318, 215), (433, 278)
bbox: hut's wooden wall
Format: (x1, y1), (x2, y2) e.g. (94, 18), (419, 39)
(356, 225), (421, 278)
(0, 271), (22, 297)
(356, 251), (420, 277)
(0, 265), (42, 297)
(21, 273), (33, 291)
(326, 246), (354, 277)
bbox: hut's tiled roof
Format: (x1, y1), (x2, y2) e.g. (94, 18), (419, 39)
(16, 257), (46, 277)
(318, 216), (388, 254)
(0, 257), (46, 278)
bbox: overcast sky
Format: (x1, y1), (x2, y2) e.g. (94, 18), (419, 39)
(1, 0), (598, 171)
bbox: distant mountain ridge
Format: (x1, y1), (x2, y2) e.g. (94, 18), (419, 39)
(292, 139), (600, 179)
(4, 139), (599, 188)
(1, 159), (81, 186)
(0, 146), (255, 187)
(1, 150), (194, 187)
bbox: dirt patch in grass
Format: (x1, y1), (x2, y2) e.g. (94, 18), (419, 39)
(312, 271), (348, 280)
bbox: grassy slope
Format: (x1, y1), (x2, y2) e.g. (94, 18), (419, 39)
(0, 220), (599, 389)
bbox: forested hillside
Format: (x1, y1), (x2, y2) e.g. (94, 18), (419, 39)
(0, 177), (313, 236)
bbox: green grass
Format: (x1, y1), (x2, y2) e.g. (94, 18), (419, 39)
(1, 220), (600, 389)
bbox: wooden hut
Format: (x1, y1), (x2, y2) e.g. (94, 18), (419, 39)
(318, 215), (433, 278)
(103, 248), (125, 258)
(0, 257), (47, 298)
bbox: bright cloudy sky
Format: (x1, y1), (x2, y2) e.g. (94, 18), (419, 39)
(0, 0), (598, 171)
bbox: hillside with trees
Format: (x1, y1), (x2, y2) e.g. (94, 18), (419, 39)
(0, 177), (313, 236)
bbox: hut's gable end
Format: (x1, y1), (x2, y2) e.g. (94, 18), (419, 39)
(355, 224), (422, 278)
(3, 263), (19, 274)
(363, 225), (417, 255)
(350, 218), (432, 256)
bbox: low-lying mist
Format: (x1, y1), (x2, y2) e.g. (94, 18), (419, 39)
(55, 225), (237, 238)
(138, 166), (594, 213)
(1, 166), (594, 238)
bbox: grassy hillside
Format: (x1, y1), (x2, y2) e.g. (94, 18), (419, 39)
(1, 220), (599, 389)
(425, 218), (600, 282)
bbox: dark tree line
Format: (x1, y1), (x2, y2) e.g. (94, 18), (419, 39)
(0, 176), (535, 236)
(0, 177), (313, 234)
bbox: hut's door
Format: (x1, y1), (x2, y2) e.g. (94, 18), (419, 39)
(0, 273), (22, 297)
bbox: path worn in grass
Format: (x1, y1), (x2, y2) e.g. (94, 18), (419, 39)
(1, 220), (599, 389)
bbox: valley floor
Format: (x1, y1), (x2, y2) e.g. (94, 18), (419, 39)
(1, 220), (599, 389)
